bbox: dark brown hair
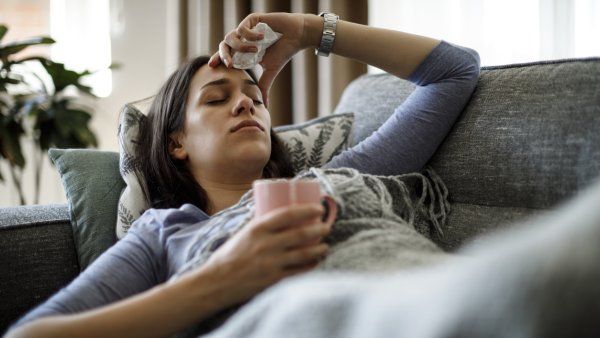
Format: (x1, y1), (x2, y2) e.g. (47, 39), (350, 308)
(136, 55), (295, 212)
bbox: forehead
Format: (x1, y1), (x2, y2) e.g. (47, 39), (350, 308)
(191, 64), (254, 89)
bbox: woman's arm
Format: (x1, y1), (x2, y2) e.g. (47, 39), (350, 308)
(7, 203), (332, 338)
(303, 14), (441, 80)
(6, 264), (226, 338)
(211, 13), (480, 175)
(210, 13), (442, 105)
(5, 209), (226, 338)
(322, 40), (480, 175)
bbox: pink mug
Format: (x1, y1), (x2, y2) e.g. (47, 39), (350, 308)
(252, 178), (338, 227)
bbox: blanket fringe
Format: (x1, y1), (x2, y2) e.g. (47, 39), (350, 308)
(298, 165), (450, 238)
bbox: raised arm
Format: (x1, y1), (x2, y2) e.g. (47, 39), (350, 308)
(209, 12), (442, 105)
(210, 13), (480, 175)
(303, 14), (441, 79)
(322, 40), (480, 175)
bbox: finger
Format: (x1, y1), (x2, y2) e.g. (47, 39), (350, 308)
(238, 13), (262, 35)
(237, 25), (264, 41)
(225, 30), (260, 52)
(239, 44), (259, 53)
(219, 41), (232, 68)
(254, 203), (325, 233)
(208, 52), (222, 68)
(279, 261), (320, 279)
(270, 222), (331, 250)
(280, 243), (329, 269)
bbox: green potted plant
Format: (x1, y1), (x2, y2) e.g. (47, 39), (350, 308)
(0, 23), (100, 204)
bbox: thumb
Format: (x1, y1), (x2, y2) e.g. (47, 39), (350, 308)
(258, 67), (280, 109)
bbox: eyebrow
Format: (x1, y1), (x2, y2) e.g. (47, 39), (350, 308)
(200, 78), (258, 89)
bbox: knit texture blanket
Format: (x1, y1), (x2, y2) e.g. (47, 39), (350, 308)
(171, 165), (453, 337)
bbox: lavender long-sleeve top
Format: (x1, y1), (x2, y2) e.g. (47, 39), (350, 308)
(8, 40), (480, 334)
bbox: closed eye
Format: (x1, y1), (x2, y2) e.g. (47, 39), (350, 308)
(206, 98), (227, 105)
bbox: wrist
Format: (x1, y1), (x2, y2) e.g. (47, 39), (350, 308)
(302, 13), (324, 49)
(163, 265), (229, 320)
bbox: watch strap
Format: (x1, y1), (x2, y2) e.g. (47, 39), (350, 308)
(315, 12), (339, 57)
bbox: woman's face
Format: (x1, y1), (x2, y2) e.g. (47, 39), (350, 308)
(170, 64), (271, 181)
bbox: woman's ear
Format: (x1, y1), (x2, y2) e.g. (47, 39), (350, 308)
(168, 132), (188, 160)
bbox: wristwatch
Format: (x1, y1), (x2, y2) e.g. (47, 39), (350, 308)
(315, 12), (339, 57)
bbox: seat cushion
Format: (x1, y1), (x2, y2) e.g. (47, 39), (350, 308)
(421, 202), (551, 251)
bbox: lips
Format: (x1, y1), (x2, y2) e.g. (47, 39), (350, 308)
(231, 119), (264, 132)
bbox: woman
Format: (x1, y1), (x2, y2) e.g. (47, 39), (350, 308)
(6, 12), (480, 338)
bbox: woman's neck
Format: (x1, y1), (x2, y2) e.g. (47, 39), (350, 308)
(193, 169), (264, 217)
(205, 189), (250, 216)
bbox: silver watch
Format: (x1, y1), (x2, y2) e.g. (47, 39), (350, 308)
(315, 12), (339, 57)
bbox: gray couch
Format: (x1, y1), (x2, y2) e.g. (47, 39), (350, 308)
(1, 56), (599, 335)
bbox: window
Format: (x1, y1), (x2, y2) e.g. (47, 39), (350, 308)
(50, 0), (112, 97)
(0, 0), (112, 97)
(369, 0), (600, 71)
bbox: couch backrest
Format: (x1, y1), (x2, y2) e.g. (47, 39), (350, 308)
(334, 58), (600, 249)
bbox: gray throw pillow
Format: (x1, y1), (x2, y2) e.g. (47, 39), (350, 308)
(49, 148), (125, 271)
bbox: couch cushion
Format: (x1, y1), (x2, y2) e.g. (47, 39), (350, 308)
(334, 57), (600, 211)
(0, 204), (79, 335)
(422, 202), (551, 251)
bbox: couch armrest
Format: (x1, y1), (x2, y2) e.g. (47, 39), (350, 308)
(0, 204), (80, 335)
(0, 203), (70, 227)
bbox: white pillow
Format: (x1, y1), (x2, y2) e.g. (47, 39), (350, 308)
(116, 97), (355, 239)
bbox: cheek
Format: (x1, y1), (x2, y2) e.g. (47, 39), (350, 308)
(182, 113), (224, 158)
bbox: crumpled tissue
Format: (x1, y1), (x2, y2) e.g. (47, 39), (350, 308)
(227, 22), (282, 70)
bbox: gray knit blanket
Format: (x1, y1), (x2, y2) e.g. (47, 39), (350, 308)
(170, 165), (453, 337)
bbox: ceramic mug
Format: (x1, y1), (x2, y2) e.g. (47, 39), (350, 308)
(252, 178), (338, 227)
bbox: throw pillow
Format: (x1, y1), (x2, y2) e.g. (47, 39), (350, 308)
(275, 113), (355, 173)
(49, 148), (125, 271)
(115, 97), (355, 239)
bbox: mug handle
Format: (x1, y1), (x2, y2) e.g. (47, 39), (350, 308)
(320, 195), (338, 226)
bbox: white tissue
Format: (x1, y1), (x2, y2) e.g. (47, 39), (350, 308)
(228, 22), (282, 70)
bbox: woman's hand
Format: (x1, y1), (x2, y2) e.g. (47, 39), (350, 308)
(199, 203), (331, 307)
(208, 12), (319, 107)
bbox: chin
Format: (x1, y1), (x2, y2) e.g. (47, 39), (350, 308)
(234, 146), (269, 162)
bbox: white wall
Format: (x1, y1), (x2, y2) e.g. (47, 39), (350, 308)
(0, 0), (174, 206)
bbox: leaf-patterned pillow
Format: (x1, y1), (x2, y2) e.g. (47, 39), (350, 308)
(116, 97), (355, 239)
(273, 113), (355, 173)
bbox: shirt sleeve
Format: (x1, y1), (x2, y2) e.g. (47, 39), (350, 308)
(322, 40), (481, 175)
(6, 209), (168, 333)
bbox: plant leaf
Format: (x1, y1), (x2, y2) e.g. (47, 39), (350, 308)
(38, 59), (93, 93)
(74, 83), (96, 97)
(11, 55), (51, 65)
(0, 37), (55, 57)
(0, 25), (7, 42)
(0, 117), (25, 167)
(109, 62), (122, 70)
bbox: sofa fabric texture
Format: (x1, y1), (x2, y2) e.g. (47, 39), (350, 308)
(1, 56), (599, 334)
(0, 205), (78, 333)
(334, 57), (600, 249)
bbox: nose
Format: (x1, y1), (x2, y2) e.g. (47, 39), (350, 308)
(233, 94), (254, 116)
